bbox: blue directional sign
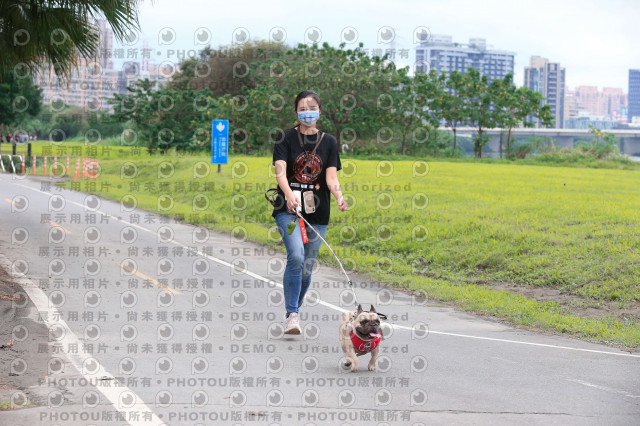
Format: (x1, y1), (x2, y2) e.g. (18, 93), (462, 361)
(211, 119), (229, 164)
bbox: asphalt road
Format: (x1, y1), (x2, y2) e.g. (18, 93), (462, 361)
(0, 172), (639, 426)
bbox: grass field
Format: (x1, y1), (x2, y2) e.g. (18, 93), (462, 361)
(21, 141), (640, 348)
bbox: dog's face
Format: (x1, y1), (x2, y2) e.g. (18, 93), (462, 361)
(353, 304), (382, 339)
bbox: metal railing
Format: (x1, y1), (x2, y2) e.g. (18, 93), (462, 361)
(0, 142), (32, 158)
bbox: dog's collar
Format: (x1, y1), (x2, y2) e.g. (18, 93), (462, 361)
(349, 330), (382, 356)
(347, 309), (386, 355)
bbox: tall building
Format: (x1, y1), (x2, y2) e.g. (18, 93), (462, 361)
(563, 88), (579, 122)
(602, 87), (627, 120)
(415, 35), (515, 82)
(564, 113), (617, 130)
(573, 86), (599, 116)
(570, 86), (627, 119)
(35, 19), (118, 111)
(35, 19), (168, 112)
(524, 56), (565, 128)
(629, 69), (640, 125)
(94, 19), (114, 70)
(37, 65), (122, 111)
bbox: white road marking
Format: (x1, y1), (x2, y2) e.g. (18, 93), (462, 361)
(567, 378), (640, 398)
(0, 253), (165, 426)
(422, 329), (640, 358)
(13, 181), (640, 360)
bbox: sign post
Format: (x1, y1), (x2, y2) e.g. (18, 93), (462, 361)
(211, 119), (229, 173)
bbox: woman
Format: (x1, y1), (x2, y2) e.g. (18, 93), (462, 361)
(272, 90), (349, 335)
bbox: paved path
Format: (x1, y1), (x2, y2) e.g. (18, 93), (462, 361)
(0, 173), (638, 425)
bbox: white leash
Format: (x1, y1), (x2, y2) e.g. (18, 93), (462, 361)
(294, 211), (359, 308)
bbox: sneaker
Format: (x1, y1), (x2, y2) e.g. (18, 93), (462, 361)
(284, 312), (301, 335)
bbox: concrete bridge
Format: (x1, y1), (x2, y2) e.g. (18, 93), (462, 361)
(443, 127), (640, 157)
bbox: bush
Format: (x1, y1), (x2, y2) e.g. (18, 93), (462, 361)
(349, 128), (455, 157)
(87, 112), (125, 139)
(507, 129), (627, 164)
(506, 136), (548, 159)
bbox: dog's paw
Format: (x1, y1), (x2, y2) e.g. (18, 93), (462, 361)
(368, 362), (376, 371)
(344, 360), (351, 367)
(350, 364), (358, 372)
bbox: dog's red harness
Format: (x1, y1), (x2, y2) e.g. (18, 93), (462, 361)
(349, 330), (382, 356)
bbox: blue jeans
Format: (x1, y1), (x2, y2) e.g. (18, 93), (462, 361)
(275, 212), (327, 314)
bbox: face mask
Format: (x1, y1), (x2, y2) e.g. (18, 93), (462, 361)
(297, 110), (319, 126)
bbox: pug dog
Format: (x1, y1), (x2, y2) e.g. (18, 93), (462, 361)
(339, 304), (385, 372)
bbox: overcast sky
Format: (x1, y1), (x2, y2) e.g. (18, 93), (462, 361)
(115, 0), (640, 91)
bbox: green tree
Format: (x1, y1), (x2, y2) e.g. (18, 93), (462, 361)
(0, 0), (142, 81)
(169, 40), (289, 98)
(394, 70), (445, 155)
(490, 74), (510, 158)
(382, 66), (410, 154)
(14, 103), (119, 141)
(505, 87), (553, 152)
(108, 79), (212, 153)
(250, 42), (399, 151)
(87, 111), (125, 138)
(0, 69), (41, 141)
(50, 105), (86, 140)
(458, 68), (496, 158)
(491, 74), (554, 156)
(435, 70), (466, 155)
(196, 87), (283, 154)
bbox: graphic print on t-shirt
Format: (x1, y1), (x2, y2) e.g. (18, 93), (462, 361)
(293, 151), (323, 184)
(271, 127), (341, 226)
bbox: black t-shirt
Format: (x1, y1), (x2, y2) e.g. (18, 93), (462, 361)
(271, 127), (342, 225)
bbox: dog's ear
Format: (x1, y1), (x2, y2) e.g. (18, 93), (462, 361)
(357, 304), (363, 315)
(369, 304), (376, 313)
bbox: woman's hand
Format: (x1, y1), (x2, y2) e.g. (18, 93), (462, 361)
(275, 160), (300, 214)
(337, 196), (349, 212)
(326, 166), (348, 212)
(287, 193), (301, 213)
